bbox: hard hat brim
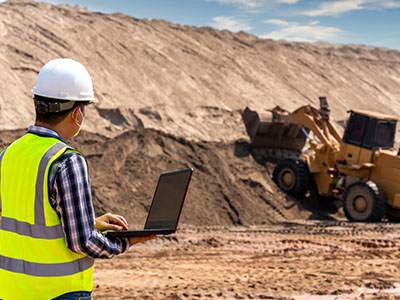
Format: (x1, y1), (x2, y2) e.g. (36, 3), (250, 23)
(32, 90), (98, 103)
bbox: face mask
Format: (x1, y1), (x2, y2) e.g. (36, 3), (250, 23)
(72, 108), (85, 137)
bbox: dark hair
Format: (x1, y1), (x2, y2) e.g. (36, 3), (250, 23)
(34, 95), (89, 126)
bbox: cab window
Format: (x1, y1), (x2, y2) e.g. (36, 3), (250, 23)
(346, 115), (367, 145)
(374, 120), (396, 149)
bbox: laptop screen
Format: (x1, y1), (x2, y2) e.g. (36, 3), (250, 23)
(144, 169), (192, 230)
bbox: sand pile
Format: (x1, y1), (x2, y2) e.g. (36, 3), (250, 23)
(1, 0), (400, 142)
(0, 129), (325, 225)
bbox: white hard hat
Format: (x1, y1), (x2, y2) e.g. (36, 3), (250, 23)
(32, 58), (98, 103)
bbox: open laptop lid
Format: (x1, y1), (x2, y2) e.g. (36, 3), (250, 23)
(143, 168), (193, 232)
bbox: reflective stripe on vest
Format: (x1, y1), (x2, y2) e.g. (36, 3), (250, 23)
(0, 255), (93, 277)
(1, 216), (63, 239)
(0, 148), (6, 212)
(0, 134), (94, 297)
(35, 142), (67, 226)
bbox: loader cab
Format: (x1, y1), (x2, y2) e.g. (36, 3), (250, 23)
(339, 110), (397, 166)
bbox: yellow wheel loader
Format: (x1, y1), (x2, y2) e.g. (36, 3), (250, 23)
(242, 97), (400, 222)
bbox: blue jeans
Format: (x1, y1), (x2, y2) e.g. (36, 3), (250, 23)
(52, 292), (91, 300)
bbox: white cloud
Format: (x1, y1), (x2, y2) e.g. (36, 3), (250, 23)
(264, 19), (290, 26)
(304, 0), (364, 16)
(382, 1), (400, 8)
(304, 0), (400, 17)
(210, 16), (252, 32)
(206, 0), (298, 11)
(262, 19), (342, 42)
(277, 0), (299, 3)
(207, 0), (263, 9)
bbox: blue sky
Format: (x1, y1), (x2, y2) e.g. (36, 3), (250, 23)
(31, 0), (400, 50)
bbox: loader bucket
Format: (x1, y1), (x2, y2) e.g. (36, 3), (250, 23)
(242, 107), (308, 151)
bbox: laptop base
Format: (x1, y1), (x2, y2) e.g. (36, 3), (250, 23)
(106, 229), (174, 238)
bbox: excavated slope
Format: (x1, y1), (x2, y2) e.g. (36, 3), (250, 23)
(1, 0), (400, 141)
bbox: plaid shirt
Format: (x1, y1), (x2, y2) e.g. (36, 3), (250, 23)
(28, 125), (129, 258)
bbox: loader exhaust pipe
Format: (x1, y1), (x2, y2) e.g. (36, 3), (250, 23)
(319, 96), (330, 121)
(319, 96), (331, 140)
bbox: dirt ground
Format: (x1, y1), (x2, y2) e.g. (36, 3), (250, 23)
(93, 221), (400, 300)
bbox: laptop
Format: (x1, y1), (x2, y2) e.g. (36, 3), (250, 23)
(106, 168), (193, 237)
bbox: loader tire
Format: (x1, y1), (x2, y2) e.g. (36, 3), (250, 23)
(344, 180), (386, 222)
(273, 157), (309, 198)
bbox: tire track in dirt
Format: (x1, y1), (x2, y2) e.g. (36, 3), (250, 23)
(93, 223), (400, 299)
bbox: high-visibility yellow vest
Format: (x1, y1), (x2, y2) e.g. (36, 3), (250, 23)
(0, 133), (94, 300)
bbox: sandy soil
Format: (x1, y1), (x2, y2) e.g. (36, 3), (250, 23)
(93, 222), (400, 300)
(1, 1), (400, 141)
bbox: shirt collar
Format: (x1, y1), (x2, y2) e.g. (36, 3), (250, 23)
(28, 125), (69, 145)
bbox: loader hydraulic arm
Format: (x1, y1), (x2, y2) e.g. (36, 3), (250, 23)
(241, 96), (341, 158)
(281, 98), (341, 152)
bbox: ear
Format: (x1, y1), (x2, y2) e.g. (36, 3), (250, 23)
(71, 106), (81, 122)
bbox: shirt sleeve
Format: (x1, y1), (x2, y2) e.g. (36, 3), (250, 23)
(49, 152), (130, 259)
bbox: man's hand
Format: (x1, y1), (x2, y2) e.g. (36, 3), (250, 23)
(129, 235), (157, 247)
(95, 213), (129, 231)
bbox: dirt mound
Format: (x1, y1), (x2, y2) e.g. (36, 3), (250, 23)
(1, 0), (400, 142)
(0, 129), (333, 225)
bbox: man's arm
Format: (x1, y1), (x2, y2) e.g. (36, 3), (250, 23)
(50, 152), (130, 258)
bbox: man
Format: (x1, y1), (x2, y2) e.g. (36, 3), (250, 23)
(0, 58), (155, 300)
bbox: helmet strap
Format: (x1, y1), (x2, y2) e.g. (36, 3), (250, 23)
(34, 100), (75, 114)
